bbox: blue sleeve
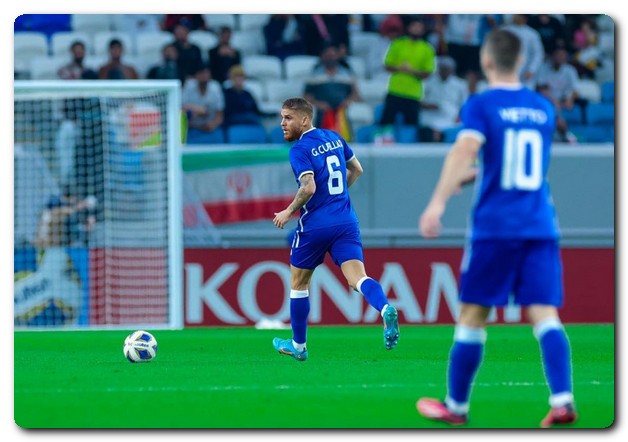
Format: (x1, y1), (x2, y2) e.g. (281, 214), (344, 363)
(460, 95), (488, 139)
(289, 146), (314, 181)
(343, 139), (355, 162)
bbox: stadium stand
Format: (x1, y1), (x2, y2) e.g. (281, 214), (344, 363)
(14, 14), (615, 144)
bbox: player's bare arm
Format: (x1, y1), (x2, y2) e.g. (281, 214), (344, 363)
(346, 157), (363, 188)
(273, 173), (316, 229)
(419, 136), (480, 238)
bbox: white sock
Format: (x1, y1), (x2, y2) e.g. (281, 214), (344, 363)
(380, 304), (389, 318)
(292, 340), (306, 351)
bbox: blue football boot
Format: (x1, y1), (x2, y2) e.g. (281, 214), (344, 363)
(273, 337), (308, 361)
(382, 305), (399, 350)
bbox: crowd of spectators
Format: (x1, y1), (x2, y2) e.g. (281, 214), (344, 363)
(15, 13), (615, 144)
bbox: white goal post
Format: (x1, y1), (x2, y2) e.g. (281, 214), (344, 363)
(14, 80), (183, 329)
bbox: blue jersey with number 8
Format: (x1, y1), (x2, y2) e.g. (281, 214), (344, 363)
(459, 86), (559, 240)
(289, 128), (358, 232)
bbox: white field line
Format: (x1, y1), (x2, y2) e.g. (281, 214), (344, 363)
(15, 380), (612, 395)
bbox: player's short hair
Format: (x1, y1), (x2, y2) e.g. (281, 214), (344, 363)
(483, 28), (521, 73)
(282, 97), (313, 120)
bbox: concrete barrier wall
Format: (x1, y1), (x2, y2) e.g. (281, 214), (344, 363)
(198, 143), (614, 248)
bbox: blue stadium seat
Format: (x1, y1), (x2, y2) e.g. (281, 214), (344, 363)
(186, 128), (226, 144)
(443, 126), (463, 143)
(355, 125), (375, 143)
(586, 102), (614, 126)
(269, 126), (287, 144)
(561, 106), (584, 125)
(226, 124), (268, 144)
(394, 125), (417, 143)
(601, 81), (614, 103)
(570, 125), (613, 143)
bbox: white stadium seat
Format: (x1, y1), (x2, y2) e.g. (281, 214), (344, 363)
(232, 30), (264, 56)
(239, 14), (271, 31)
(136, 32), (175, 60)
(51, 32), (92, 57)
(71, 14), (114, 33)
(203, 14), (237, 31)
(347, 102), (374, 126)
(346, 56), (367, 79)
(15, 32), (49, 57)
(29, 56), (67, 80)
(188, 30), (218, 59)
(242, 55), (283, 81)
(356, 78), (389, 107)
(284, 55), (319, 80)
(264, 79), (305, 104)
(244, 79), (266, 104)
(349, 31), (380, 61)
(575, 79), (602, 103)
(93, 31), (135, 56)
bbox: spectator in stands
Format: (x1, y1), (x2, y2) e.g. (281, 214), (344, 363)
(378, 17), (436, 138)
(147, 43), (180, 80)
(465, 70), (488, 95)
(298, 14), (350, 58)
(57, 41), (98, 80)
(528, 14), (568, 57)
(425, 14), (448, 56)
(571, 18), (602, 79)
(263, 14), (306, 61)
(162, 14), (208, 33)
(443, 14), (486, 78)
(172, 22), (204, 85)
(536, 47), (580, 143)
(223, 65), (263, 127)
(98, 39), (139, 80)
(419, 56), (468, 142)
(503, 14), (545, 89)
(209, 26), (242, 85)
(303, 43), (360, 133)
(182, 64), (225, 144)
(367, 15), (404, 80)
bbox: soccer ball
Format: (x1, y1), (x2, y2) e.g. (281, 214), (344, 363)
(123, 330), (158, 363)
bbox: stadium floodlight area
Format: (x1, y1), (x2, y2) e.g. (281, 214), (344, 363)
(14, 80), (182, 330)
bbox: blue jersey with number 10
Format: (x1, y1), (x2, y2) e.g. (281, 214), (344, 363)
(460, 85), (559, 240)
(289, 128), (358, 232)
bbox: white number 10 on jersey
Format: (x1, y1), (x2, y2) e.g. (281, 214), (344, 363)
(501, 128), (543, 191)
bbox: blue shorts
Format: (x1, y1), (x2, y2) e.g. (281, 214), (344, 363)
(290, 223), (364, 269)
(459, 239), (564, 307)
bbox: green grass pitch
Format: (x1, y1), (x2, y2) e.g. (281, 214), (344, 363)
(14, 324), (614, 429)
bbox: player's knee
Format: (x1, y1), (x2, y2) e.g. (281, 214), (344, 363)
(526, 305), (559, 326)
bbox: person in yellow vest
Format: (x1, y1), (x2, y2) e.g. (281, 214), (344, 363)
(378, 16), (436, 142)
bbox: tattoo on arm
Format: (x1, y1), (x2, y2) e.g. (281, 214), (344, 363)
(287, 174), (314, 214)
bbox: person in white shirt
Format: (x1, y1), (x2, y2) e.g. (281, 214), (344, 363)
(182, 64), (225, 144)
(419, 56), (469, 142)
(503, 14), (545, 89)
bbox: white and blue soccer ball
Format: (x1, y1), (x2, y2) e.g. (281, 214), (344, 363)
(123, 330), (158, 363)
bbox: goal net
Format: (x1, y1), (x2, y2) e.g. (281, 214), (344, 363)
(14, 80), (182, 329)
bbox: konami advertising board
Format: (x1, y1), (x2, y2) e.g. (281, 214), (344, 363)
(184, 248), (614, 326)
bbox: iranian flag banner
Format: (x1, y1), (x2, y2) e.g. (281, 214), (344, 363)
(183, 147), (296, 225)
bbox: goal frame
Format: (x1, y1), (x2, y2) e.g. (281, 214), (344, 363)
(14, 80), (183, 330)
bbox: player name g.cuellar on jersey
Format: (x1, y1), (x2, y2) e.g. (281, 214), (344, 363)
(289, 128), (359, 232)
(459, 85), (560, 239)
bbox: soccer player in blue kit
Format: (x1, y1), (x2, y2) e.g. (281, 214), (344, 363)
(272, 97), (399, 361)
(417, 29), (577, 427)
